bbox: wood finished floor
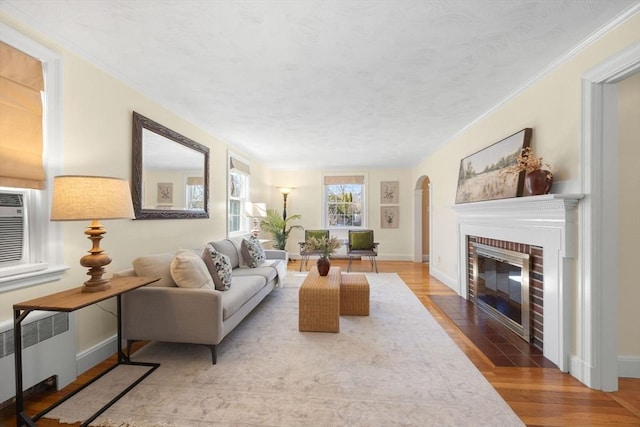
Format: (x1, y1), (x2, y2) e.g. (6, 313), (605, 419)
(1, 259), (639, 426)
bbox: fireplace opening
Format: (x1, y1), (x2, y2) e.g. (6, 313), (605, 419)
(472, 243), (530, 342)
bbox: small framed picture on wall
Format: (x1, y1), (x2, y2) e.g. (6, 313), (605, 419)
(157, 182), (173, 204)
(381, 206), (399, 229)
(380, 181), (399, 204)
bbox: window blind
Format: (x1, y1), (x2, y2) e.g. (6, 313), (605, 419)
(229, 157), (250, 175)
(0, 41), (45, 189)
(323, 175), (364, 185)
(186, 177), (204, 185)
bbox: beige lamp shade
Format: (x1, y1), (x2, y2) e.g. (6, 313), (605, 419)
(277, 187), (295, 195)
(245, 202), (267, 218)
(51, 175), (134, 221)
(50, 175), (134, 292)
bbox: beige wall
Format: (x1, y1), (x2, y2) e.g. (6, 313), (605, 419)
(411, 13), (640, 354)
(2, 9), (639, 369)
(617, 72), (640, 357)
(0, 13), (271, 352)
(270, 168), (414, 260)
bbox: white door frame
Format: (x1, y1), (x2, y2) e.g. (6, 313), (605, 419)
(577, 41), (639, 391)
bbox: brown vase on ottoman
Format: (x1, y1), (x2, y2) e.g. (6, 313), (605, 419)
(317, 256), (331, 276)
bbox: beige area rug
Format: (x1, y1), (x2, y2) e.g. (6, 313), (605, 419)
(47, 272), (524, 426)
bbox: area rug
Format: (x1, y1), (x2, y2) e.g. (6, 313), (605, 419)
(47, 272), (524, 426)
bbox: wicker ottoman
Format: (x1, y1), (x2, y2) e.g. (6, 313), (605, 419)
(340, 273), (370, 316)
(299, 266), (340, 332)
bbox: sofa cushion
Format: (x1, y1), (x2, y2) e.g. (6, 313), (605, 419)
(210, 239), (240, 269)
(220, 275), (267, 320)
(202, 244), (232, 291)
(170, 250), (215, 289)
(241, 236), (266, 268)
(132, 253), (177, 287)
(232, 263), (278, 283)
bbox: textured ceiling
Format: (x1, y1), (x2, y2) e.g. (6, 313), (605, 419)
(1, 1), (637, 170)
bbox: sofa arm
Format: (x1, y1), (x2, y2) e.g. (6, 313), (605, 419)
(122, 286), (224, 346)
(265, 249), (287, 261)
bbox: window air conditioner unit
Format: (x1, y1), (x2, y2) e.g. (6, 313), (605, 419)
(0, 193), (25, 264)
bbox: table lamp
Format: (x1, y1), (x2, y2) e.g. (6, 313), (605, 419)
(50, 175), (134, 292)
(246, 202), (267, 237)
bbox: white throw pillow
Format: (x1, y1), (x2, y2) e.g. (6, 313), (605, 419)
(241, 236), (266, 268)
(202, 244), (232, 291)
(170, 249), (215, 289)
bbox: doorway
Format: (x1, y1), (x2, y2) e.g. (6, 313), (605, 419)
(413, 176), (431, 263)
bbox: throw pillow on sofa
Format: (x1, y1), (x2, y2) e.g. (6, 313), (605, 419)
(170, 249), (215, 289)
(202, 244), (232, 291)
(241, 236), (266, 268)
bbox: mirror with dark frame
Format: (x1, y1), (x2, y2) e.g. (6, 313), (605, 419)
(132, 111), (209, 219)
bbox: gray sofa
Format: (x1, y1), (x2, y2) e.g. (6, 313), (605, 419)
(119, 236), (286, 364)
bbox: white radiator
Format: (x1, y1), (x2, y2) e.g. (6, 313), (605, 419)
(0, 311), (76, 403)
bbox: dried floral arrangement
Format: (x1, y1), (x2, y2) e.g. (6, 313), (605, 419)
(305, 236), (342, 258)
(501, 147), (553, 178)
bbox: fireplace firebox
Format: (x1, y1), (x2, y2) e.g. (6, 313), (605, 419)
(472, 243), (530, 342)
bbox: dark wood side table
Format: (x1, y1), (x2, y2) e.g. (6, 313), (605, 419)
(13, 275), (160, 427)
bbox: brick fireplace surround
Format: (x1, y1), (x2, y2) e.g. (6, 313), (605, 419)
(467, 236), (544, 350)
(453, 194), (583, 372)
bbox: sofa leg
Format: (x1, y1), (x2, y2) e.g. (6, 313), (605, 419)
(208, 345), (217, 364)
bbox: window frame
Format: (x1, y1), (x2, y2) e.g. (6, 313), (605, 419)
(0, 24), (67, 293)
(227, 153), (251, 237)
(322, 173), (367, 229)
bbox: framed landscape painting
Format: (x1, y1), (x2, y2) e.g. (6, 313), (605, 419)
(455, 128), (532, 204)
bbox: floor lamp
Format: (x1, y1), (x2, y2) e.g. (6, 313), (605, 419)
(277, 187), (294, 220)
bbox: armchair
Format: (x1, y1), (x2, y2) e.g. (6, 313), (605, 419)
(298, 229), (330, 271)
(347, 229), (379, 273)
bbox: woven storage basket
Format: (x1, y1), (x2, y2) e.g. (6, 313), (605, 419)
(340, 273), (370, 316)
(299, 266), (340, 332)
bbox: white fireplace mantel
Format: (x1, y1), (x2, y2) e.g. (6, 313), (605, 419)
(452, 193), (584, 371)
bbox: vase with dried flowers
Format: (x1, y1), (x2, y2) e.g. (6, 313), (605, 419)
(502, 147), (553, 195)
(305, 236), (342, 276)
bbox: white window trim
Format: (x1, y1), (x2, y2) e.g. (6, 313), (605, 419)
(0, 24), (67, 293)
(321, 172), (368, 229)
(227, 152), (251, 237)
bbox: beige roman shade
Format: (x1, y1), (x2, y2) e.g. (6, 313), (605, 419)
(229, 157), (250, 175)
(0, 41), (45, 189)
(187, 176), (204, 185)
(324, 175), (365, 185)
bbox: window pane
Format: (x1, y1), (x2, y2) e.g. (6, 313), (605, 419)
(325, 183), (364, 228)
(230, 173), (241, 198)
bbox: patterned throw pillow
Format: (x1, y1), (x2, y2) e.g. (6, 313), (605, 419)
(202, 244), (232, 291)
(241, 236), (266, 268)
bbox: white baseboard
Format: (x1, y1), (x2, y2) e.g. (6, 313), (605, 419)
(618, 355), (640, 378)
(429, 267), (458, 293)
(570, 354), (595, 388)
(76, 335), (117, 376)
(422, 254), (429, 262)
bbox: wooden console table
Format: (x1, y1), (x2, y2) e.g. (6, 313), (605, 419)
(13, 275), (159, 427)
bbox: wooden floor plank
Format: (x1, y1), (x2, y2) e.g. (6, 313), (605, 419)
(1, 259), (638, 426)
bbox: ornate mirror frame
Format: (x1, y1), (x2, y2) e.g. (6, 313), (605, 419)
(132, 111), (210, 219)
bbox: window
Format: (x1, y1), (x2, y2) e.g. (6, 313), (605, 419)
(0, 24), (66, 292)
(185, 177), (205, 210)
(228, 154), (251, 235)
(323, 175), (366, 228)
